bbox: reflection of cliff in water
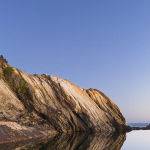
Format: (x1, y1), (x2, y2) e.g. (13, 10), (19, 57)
(0, 132), (126, 150)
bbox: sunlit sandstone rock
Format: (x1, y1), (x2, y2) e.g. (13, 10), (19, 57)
(0, 56), (126, 143)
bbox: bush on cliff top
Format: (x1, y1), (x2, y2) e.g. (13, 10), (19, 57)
(3, 67), (14, 77)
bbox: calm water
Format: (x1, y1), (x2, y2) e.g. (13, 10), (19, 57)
(0, 130), (150, 149)
(121, 130), (150, 150)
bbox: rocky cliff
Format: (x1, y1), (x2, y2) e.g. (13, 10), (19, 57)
(0, 56), (126, 143)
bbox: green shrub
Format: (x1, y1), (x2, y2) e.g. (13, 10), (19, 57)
(17, 78), (28, 94)
(3, 67), (14, 77)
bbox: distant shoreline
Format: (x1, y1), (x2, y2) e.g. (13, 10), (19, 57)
(127, 124), (150, 131)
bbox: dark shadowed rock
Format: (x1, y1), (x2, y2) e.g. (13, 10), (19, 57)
(0, 132), (126, 150)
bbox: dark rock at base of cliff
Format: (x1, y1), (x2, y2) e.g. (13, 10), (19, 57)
(0, 132), (126, 150)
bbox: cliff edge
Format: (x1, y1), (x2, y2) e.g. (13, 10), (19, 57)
(0, 56), (126, 143)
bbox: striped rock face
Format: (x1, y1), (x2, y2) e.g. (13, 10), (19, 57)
(0, 59), (126, 142)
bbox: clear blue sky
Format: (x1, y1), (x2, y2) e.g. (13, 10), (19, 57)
(1, 0), (150, 123)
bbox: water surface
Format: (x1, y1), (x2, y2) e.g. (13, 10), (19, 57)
(121, 130), (150, 150)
